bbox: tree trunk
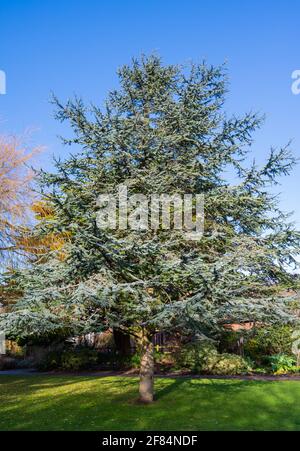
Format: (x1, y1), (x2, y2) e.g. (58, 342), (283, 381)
(139, 331), (154, 403)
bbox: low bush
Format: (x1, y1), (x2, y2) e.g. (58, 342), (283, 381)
(244, 326), (294, 362)
(203, 353), (252, 375)
(267, 354), (297, 375)
(38, 348), (99, 371)
(37, 350), (62, 371)
(97, 351), (127, 370)
(37, 347), (139, 371)
(61, 348), (98, 371)
(176, 341), (252, 375)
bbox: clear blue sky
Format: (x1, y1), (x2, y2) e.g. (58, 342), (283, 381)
(1, 0), (300, 224)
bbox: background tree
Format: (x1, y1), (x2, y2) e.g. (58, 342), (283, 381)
(0, 135), (38, 267)
(1, 56), (300, 402)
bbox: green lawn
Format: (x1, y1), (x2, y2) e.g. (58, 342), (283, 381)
(1, 375), (300, 430)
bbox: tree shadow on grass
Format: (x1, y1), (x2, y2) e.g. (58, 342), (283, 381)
(155, 378), (187, 400)
(155, 377), (270, 399)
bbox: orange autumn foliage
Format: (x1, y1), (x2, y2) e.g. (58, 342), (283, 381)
(16, 201), (69, 261)
(0, 135), (39, 263)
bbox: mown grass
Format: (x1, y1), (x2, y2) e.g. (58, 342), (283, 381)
(1, 375), (300, 430)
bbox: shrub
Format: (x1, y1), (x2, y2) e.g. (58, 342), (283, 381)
(203, 353), (252, 375)
(38, 348), (99, 371)
(97, 351), (127, 370)
(61, 348), (98, 371)
(37, 347), (142, 372)
(244, 326), (294, 362)
(37, 350), (62, 371)
(176, 341), (252, 375)
(268, 354), (296, 375)
(176, 341), (215, 371)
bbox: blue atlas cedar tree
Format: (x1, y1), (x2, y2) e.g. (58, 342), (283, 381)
(1, 55), (300, 402)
